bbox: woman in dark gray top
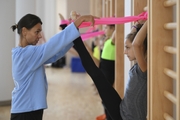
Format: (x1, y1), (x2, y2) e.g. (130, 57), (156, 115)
(73, 21), (147, 120)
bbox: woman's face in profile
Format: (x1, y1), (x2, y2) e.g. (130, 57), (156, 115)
(24, 23), (42, 45)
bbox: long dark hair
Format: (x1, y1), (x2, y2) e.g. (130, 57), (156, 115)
(11, 14), (42, 35)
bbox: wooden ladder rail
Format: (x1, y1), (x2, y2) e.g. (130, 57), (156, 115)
(163, 0), (179, 119)
(148, 0), (174, 119)
(176, 0), (180, 119)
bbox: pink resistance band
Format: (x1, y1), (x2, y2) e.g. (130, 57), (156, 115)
(79, 14), (147, 28)
(81, 30), (105, 41)
(60, 12), (147, 40)
(85, 25), (98, 33)
(60, 20), (69, 25)
(60, 12), (147, 27)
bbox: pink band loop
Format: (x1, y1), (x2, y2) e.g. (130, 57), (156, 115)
(81, 31), (105, 41)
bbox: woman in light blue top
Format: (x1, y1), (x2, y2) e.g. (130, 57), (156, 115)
(10, 13), (98, 120)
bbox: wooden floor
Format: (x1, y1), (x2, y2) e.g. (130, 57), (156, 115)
(0, 66), (104, 120)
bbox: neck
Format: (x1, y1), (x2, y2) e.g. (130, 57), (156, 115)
(19, 39), (27, 47)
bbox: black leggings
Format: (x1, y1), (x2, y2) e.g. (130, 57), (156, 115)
(11, 109), (43, 120)
(73, 37), (122, 120)
(99, 58), (115, 86)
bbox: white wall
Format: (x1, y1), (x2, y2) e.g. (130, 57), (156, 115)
(67, 0), (90, 34)
(16, 0), (57, 44)
(0, 0), (15, 102)
(43, 0), (56, 41)
(55, 0), (90, 67)
(15, 0), (36, 46)
(36, 0), (46, 26)
(124, 0), (132, 89)
(56, 0), (67, 33)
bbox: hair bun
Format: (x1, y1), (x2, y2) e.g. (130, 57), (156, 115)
(11, 24), (18, 32)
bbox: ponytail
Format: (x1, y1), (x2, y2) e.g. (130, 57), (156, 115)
(11, 14), (42, 35)
(11, 24), (18, 32)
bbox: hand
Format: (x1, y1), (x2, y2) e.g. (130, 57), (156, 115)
(71, 11), (99, 28)
(59, 13), (65, 20)
(136, 11), (148, 25)
(137, 20), (146, 25)
(70, 11), (80, 20)
(138, 11), (147, 18)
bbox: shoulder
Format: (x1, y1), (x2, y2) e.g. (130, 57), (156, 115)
(137, 64), (147, 78)
(130, 63), (147, 78)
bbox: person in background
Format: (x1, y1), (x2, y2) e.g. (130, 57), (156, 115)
(10, 13), (98, 120)
(99, 24), (115, 120)
(52, 13), (80, 68)
(84, 36), (101, 67)
(100, 24), (115, 86)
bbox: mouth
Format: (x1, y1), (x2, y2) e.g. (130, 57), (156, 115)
(34, 40), (39, 45)
(36, 39), (39, 43)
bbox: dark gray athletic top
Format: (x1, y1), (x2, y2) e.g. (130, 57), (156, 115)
(120, 63), (147, 120)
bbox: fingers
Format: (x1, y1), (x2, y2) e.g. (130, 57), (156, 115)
(76, 13), (81, 18)
(90, 15), (99, 27)
(73, 14), (100, 28)
(70, 11), (77, 20)
(91, 18), (95, 27)
(58, 13), (65, 20)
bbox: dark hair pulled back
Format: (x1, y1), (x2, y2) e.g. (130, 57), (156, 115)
(107, 24), (115, 29)
(126, 24), (147, 56)
(11, 14), (42, 35)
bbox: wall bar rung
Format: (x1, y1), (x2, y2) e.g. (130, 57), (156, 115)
(164, 68), (177, 79)
(164, 0), (177, 7)
(164, 113), (174, 120)
(164, 91), (177, 104)
(164, 22), (177, 30)
(164, 46), (177, 54)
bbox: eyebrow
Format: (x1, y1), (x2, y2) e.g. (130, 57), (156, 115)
(37, 29), (42, 31)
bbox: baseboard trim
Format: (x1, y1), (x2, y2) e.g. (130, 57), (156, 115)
(0, 100), (11, 106)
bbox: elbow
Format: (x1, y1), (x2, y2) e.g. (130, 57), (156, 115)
(132, 42), (144, 52)
(132, 42), (141, 48)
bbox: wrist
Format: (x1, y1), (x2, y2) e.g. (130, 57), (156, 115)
(74, 16), (84, 28)
(131, 25), (138, 33)
(136, 20), (141, 25)
(132, 25), (138, 29)
(131, 24), (142, 32)
(136, 20), (146, 25)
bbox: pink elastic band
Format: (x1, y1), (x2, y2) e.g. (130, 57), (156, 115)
(60, 12), (148, 27)
(79, 15), (147, 28)
(60, 20), (69, 25)
(81, 31), (105, 41)
(85, 25), (98, 33)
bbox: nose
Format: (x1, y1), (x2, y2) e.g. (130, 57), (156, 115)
(39, 33), (42, 39)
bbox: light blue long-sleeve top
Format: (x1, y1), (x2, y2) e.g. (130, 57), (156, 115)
(11, 23), (80, 113)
